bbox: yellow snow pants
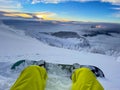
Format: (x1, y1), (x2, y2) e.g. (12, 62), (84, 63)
(10, 66), (104, 90)
(71, 67), (104, 90)
(10, 65), (47, 90)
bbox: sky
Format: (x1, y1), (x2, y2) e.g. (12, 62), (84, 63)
(0, 0), (120, 23)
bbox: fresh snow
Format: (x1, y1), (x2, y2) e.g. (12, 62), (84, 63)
(0, 20), (120, 90)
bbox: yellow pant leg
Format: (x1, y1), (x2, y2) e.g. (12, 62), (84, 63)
(10, 65), (47, 90)
(71, 67), (104, 90)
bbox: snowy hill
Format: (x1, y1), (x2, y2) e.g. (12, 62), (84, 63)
(2, 19), (120, 56)
(0, 19), (120, 90)
(32, 32), (90, 51)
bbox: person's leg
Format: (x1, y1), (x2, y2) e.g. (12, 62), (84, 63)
(10, 65), (47, 90)
(71, 67), (104, 90)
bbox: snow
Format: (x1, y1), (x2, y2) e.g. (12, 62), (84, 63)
(0, 20), (120, 90)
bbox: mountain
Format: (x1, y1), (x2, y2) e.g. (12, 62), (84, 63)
(0, 18), (120, 90)
(1, 18), (120, 56)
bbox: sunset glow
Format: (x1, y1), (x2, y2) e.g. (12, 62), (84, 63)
(3, 13), (33, 18)
(0, 0), (120, 23)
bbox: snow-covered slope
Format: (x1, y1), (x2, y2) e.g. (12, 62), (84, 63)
(33, 32), (90, 51)
(2, 19), (120, 56)
(0, 20), (120, 90)
(0, 23), (48, 56)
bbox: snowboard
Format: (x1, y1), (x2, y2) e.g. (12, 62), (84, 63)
(11, 60), (105, 78)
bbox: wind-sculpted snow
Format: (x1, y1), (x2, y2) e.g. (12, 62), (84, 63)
(35, 32), (90, 51)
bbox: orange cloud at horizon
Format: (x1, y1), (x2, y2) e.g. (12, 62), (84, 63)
(3, 13), (33, 18)
(2, 11), (71, 22)
(34, 12), (70, 22)
(34, 12), (56, 20)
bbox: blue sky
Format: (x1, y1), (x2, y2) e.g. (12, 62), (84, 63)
(0, 0), (120, 23)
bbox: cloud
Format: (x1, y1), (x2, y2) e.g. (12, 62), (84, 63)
(101, 0), (120, 5)
(112, 12), (120, 18)
(0, 0), (22, 11)
(35, 12), (56, 16)
(111, 7), (120, 18)
(31, 0), (120, 19)
(31, 0), (61, 4)
(1, 11), (58, 20)
(31, 0), (120, 5)
(34, 12), (57, 20)
(112, 7), (120, 10)
(3, 13), (33, 18)
(31, 0), (98, 4)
